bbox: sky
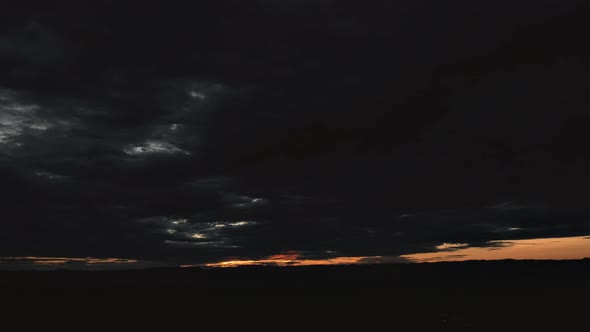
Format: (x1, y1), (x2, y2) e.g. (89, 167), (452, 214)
(2, 0), (590, 269)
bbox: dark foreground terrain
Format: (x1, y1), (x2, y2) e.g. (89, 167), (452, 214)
(2, 260), (590, 329)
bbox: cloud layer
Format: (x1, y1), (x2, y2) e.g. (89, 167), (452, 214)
(2, 1), (590, 267)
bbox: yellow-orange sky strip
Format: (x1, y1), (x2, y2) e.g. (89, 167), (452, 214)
(402, 235), (590, 263)
(0, 256), (139, 265)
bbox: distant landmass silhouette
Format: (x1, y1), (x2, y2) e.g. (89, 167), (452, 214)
(2, 259), (589, 328)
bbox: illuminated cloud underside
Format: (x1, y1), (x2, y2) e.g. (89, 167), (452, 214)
(146, 217), (259, 249)
(124, 140), (190, 156)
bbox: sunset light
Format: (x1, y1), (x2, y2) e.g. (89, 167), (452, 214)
(181, 251), (391, 268)
(402, 236), (590, 263)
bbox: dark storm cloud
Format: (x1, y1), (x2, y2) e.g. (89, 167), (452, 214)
(2, 0), (590, 266)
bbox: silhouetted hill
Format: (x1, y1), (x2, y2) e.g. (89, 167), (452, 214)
(2, 260), (589, 328)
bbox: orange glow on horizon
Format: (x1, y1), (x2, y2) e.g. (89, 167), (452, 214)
(402, 235), (590, 263)
(6, 236), (589, 269)
(181, 252), (395, 268)
(0, 256), (139, 265)
(186, 235), (590, 268)
(203, 256), (376, 268)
